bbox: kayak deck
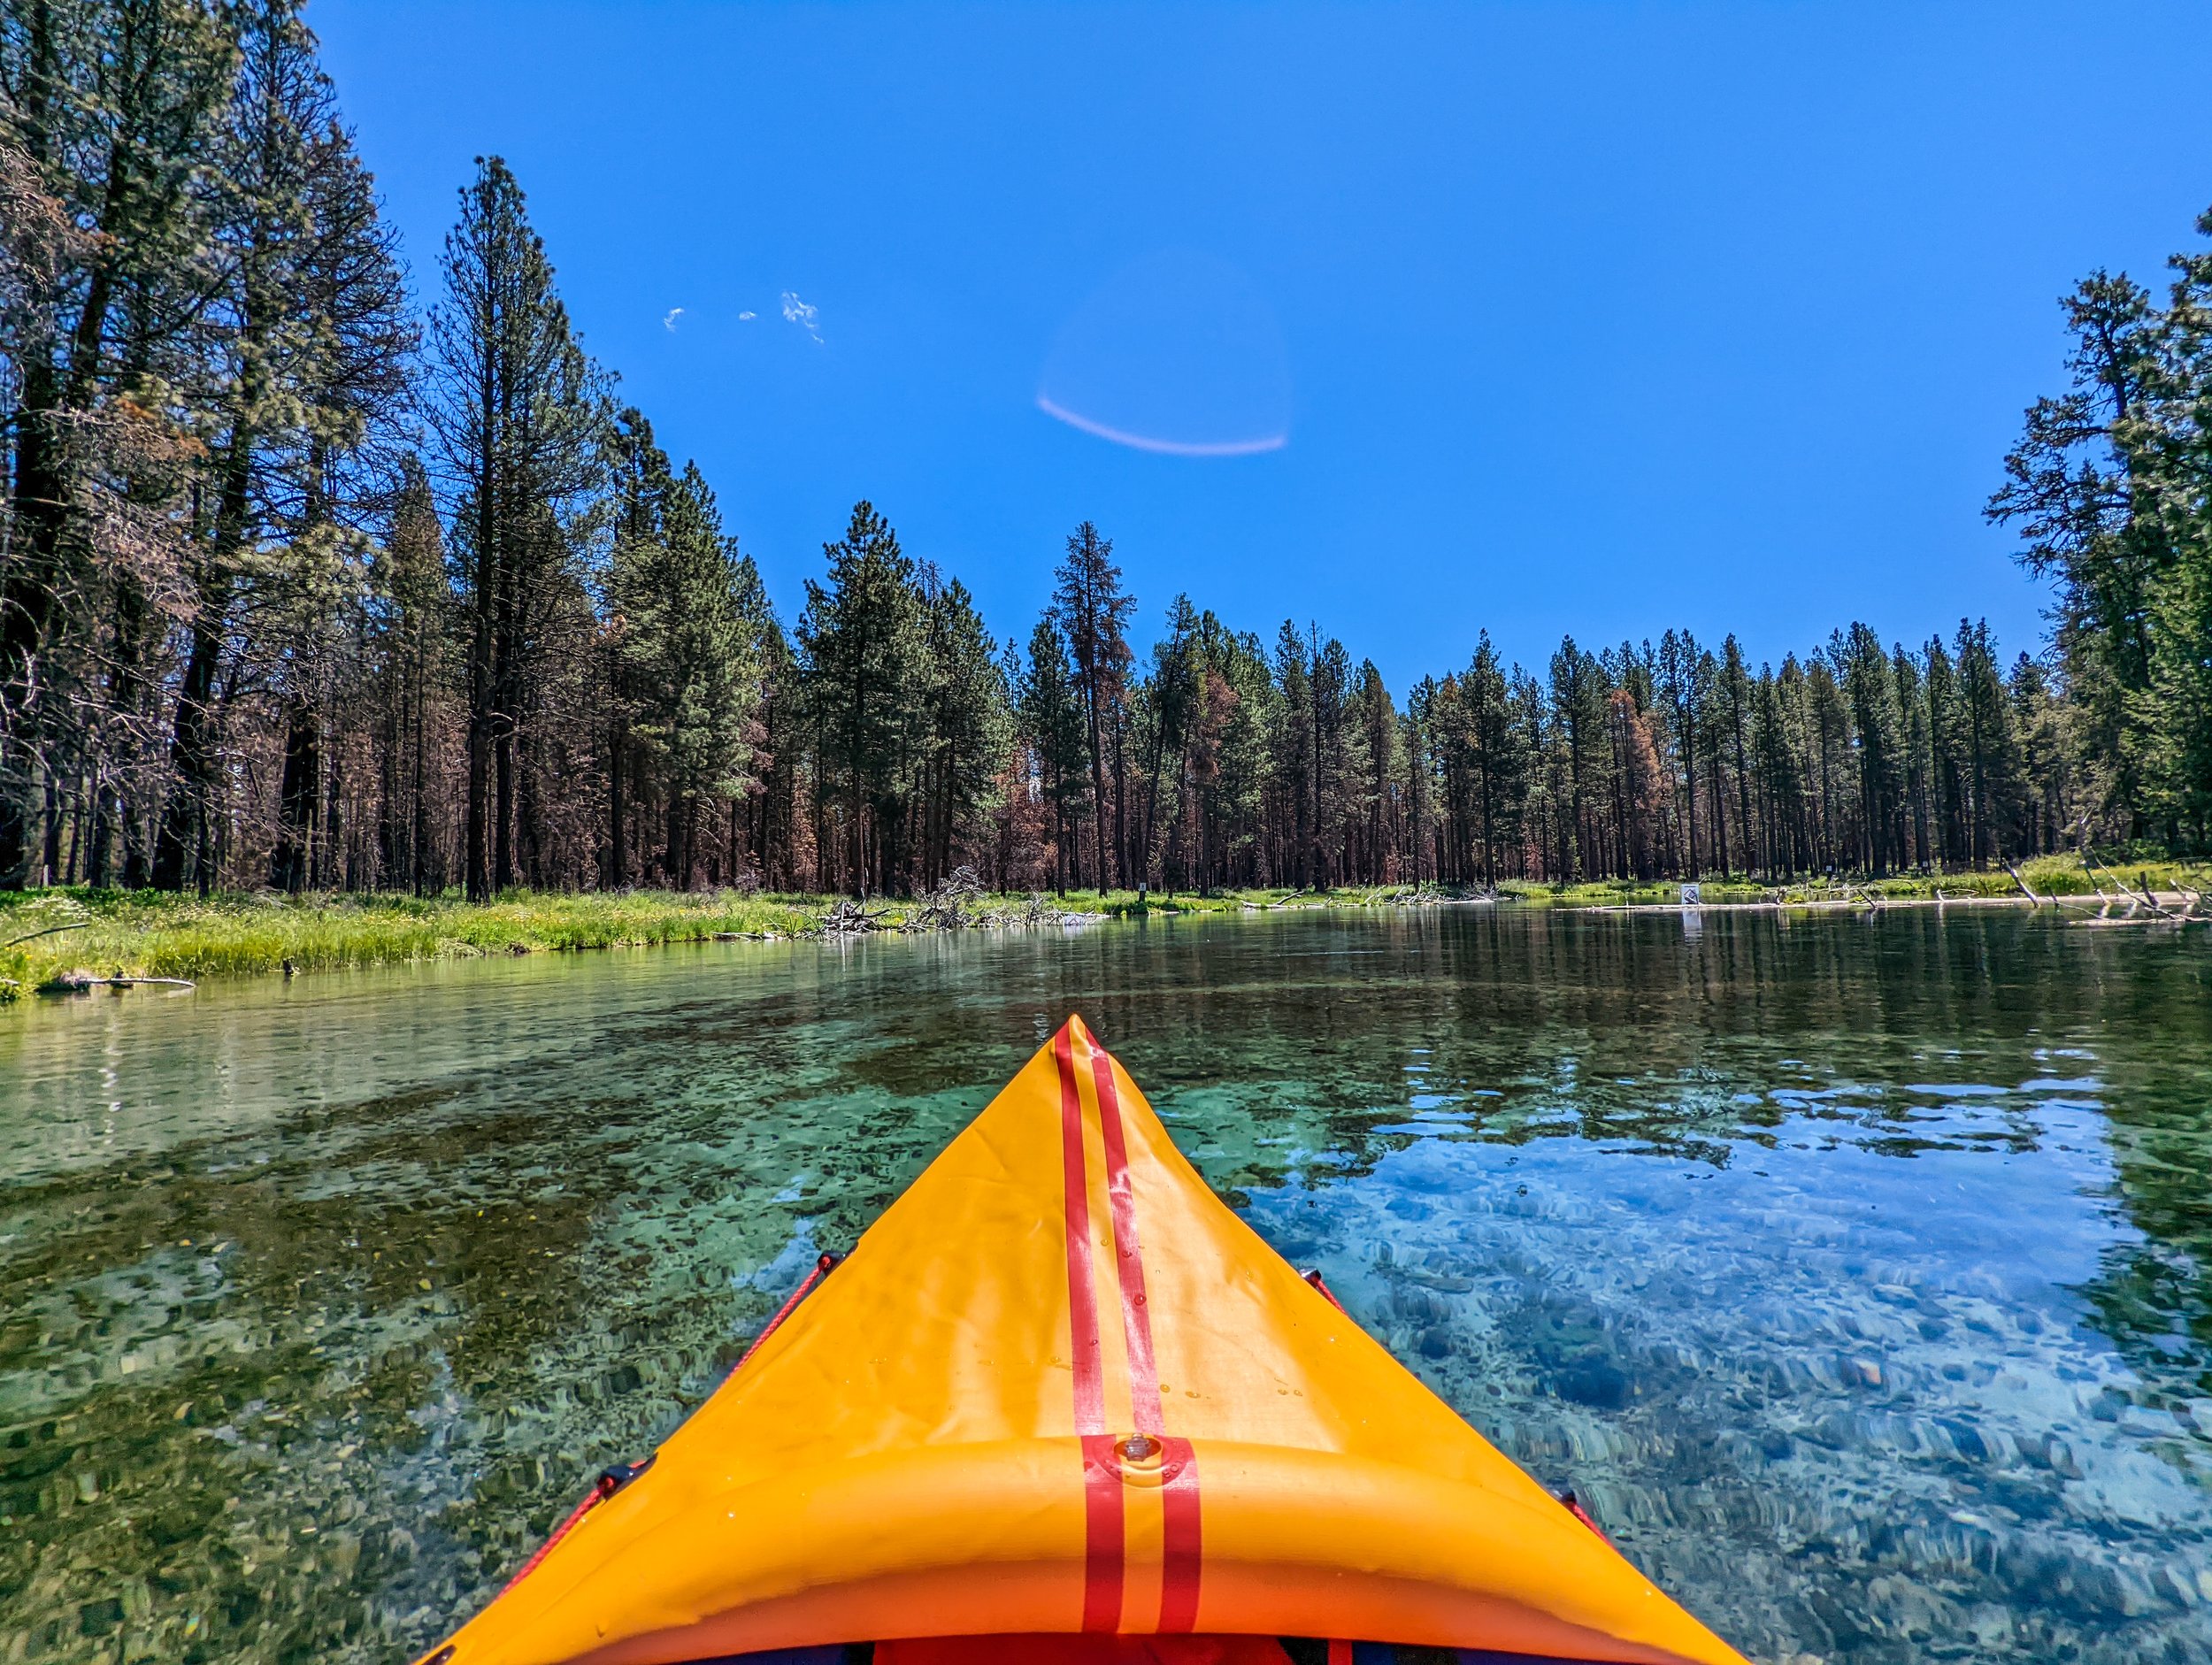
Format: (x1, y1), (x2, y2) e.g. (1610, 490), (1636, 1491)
(416, 1018), (1745, 1665)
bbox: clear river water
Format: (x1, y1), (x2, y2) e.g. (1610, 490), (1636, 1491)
(3, 907), (2210, 1665)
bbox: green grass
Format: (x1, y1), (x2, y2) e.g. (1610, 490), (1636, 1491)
(0, 886), (823, 998)
(5, 856), (2200, 1001)
(1071, 886), (1304, 917)
(0, 881), (1433, 997)
(1502, 852), (2208, 909)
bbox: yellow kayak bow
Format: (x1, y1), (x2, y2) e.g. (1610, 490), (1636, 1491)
(418, 1017), (1746, 1665)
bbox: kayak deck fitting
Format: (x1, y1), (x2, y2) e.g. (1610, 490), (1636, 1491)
(415, 1017), (1746, 1665)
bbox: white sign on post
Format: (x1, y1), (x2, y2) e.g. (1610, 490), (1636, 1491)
(1680, 883), (1701, 908)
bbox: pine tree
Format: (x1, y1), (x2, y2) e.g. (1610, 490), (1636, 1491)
(2130, 212), (2212, 846)
(1461, 634), (1523, 884)
(372, 457), (449, 894)
(1347, 658), (1398, 883)
(1716, 637), (1755, 875)
(1205, 623), (1274, 890)
(1308, 628), (1351, 885)
(798, 502), (925, 896)
(1837, 624), (1906, 875)
(1401, 678), (1434, 885)
(1548, 637), (1608, 879)
(614, 459), (760, 886)
(1750, 663), (1800, 875)
(1656, 629), (1703, 877)
(250, 9), (413, 893)
(1954, 618), (2026, 867)
(424, 154), (606, 900)
(1, 0), (234, 885)
(1989, 272), (2170, 837)
(1893, 644), (1934, 870)
(2010, 652), (2073, 855)
(1018, 617), (1085, 894)
(1270, 622), (1313, 886)
(1136, 595), (1202, 886)
(1051, 521), (1133, 891)
(1924, 634), (1965, 865)
(916, 570), (1008, 888)
(1606, 687), (1666, 878)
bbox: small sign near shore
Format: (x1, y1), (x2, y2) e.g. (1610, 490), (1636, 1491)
(1680, 883), (1701, 908)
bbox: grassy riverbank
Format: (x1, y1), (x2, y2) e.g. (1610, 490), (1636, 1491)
(0, 887), (824, 997)
(4, 854), (2199, 999)
(0, 883), (1271, 994)
(1502, 851), (2205, 909)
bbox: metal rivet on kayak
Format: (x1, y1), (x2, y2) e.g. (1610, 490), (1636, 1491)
(426, 1649), (455, 1665)
(1120, 1434), (1159, 1462)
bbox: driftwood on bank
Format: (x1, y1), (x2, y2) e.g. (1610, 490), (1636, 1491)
(1386, 883), (1500, 906)
(809, 869), (1096, 940)
(975, 891), (1096, 930)
(2070, 822), (2200, 921)
(905, 866), (988, 932)
(816, 897), (895, 939)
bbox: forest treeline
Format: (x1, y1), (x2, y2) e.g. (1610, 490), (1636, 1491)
(4, 4), (2210, 901)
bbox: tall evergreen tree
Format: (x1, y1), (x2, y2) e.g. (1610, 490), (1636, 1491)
(1018, 616), (1086, 894)
(1989, 272), (2170, 835)
(372, 456), (449, 894)
(1837, 623), (1907, 875)
(612, 457), (760, 886)
(424, 154), (605, 900)
(1051, 521), (1133, 891)
(1656, 630), (1702, 877)
(1137, 595), (1202, 886)
(797, 501), (924, 896)
(1, 0), (234, 884)
(1269, 621), (1313, 886)
(916, 569), (1008, 887)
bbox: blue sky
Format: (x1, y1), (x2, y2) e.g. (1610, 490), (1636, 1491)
(314, 1), (2212, 688)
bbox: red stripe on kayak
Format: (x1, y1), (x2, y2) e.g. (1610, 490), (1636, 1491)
(1056, 1026), (1105, 1433)
(1157, 1436), (1202, 1633)
(1088, 1040), (1163, 1433)
(1079, 1432), (1126, 1632)
(1088, 1034), (1203, 1631)
(1056, 1027), (1120, 1630)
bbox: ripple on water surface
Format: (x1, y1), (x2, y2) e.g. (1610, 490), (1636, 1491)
(1, 909), (2208, 1665)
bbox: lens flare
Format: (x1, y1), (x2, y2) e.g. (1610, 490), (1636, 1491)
(1037, 250), (1292, 458)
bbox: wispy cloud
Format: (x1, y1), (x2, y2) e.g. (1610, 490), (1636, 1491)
(780, 291), (823, 343)
(738, 310), (757, 321)
(662, 306), (684, 332)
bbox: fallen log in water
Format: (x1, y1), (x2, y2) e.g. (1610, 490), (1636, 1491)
(37, 971), (196, 994)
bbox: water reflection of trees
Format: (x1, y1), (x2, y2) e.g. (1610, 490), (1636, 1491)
(2081, 1076), (2212, 1402)
(1111, 910), (2212, 1401)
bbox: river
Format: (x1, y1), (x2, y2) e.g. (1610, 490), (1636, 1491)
(3, 907), (2208, 1664)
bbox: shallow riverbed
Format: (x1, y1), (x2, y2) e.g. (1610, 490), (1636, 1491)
(3, 908), (2208, 1664)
